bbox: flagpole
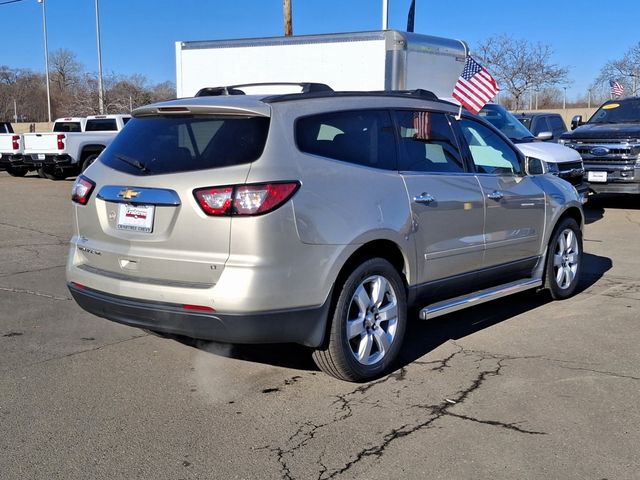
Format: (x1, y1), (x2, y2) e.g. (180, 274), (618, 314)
(381, 0), (389, 30)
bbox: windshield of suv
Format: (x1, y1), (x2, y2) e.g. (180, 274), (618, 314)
(588, 99), (640, 124)
(100, 115), (270, 175)
(478, 104), (535, 142)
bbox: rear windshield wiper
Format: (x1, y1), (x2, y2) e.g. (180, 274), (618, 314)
(114, 154), (150, 173)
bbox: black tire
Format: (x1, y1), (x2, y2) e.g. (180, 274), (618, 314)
(544, 217), (582, 300)
(81, 154), (99, 172)
(312, 258), (407, 382)
(6, 166), (28, 177)
(41, 167), (67, 180)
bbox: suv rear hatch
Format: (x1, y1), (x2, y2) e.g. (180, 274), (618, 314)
(71, 104), (270, 290)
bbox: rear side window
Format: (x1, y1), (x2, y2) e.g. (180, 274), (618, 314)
(53, 122), (82, 132)
(85, 119), (118, 131)
(548, 115), (566, 133)
(394, 110), (464, 173)
(100, 116), (270, 175)
(296, 110), (396, 170)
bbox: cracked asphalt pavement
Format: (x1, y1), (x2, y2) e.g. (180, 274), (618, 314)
(1, 172), (639, 479)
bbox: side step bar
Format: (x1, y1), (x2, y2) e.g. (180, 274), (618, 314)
(419, 278), (543, 320)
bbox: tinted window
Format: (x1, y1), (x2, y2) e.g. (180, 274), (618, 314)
(532, 117), (550, 135)
(296, 110), (396, 170)
(53, 122), (82, 133)
(85, 119), (118, 131)
(122, 117), (131, 125)
(459, 118), (522, 175)
(478, 104), (534, 141)
(548, 115), (566, 133)
(100, 116), (270, 175)
(589, 98), (640, 124)
(518, 117), (532, 130)
(394, 110), (464, 173)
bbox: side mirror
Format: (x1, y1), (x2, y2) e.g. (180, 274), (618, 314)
(536, 131), (553, 141)
(570, 115), (583, 130)
(526, 157), (544, 175)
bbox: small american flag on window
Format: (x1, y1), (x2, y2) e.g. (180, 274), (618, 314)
(610, 79), (624, 98)
(413, 111), (431, 140)
(452, 56), (499, 114)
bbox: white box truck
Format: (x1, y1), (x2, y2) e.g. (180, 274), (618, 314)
(175, 30), (468, 98)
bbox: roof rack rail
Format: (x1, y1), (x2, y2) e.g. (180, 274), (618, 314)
(195, 82), (333, 97)
(264, 88), (440, 103)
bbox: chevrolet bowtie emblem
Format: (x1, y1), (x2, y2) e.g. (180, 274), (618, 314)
(118, 188), (140, 200)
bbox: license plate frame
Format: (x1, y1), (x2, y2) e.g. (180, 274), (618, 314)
(587, 171), (607, 183)
(116, 203), (155, 233)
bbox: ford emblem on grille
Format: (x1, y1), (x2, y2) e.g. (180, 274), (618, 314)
(590, 147), (610, 156)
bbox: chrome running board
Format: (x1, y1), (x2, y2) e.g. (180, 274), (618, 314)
(419, 278), (543, 320)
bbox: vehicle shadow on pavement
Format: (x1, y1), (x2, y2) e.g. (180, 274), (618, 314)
(174, 252), (612, 375)
(584, 193), (639, 224)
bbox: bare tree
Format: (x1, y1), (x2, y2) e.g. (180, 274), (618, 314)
(475, 34), (569, 110)
(595, 42), (640, 97)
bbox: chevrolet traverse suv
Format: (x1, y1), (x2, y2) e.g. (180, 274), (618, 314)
(67, 84), (584, 381)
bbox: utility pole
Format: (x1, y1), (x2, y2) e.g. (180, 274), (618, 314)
(13, 99), (18, 123)
(283, 0), (292, 36)
(37, 0), (52, 123)
(95, 0), (105, 114)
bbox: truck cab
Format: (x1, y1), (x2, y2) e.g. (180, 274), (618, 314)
(560, 97), (640, 195)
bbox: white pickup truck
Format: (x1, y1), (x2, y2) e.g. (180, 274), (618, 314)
(0, 122), (31, 177)
(23, 114), (130, 180)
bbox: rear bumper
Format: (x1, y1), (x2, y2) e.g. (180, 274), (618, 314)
(68, 282), (330, 348)
(0, 154), (27, 169)
(587, 182), (640, 194)
(24, 154), (74, 167)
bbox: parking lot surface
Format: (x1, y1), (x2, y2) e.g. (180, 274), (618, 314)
(1, 171), (639, 479)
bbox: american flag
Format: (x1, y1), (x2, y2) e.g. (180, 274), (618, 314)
(413, 111), (431, 140)
(452, 56), (499, 114)
(610, 79), (624, 98)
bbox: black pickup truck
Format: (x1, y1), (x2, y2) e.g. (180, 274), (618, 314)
(560, 97), (640, 194)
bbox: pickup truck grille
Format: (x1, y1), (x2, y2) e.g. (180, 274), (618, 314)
(557, 161), (585, 187)
(569, 141), (639, 163)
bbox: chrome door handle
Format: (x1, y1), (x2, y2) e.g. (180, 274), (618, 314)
(414, 193), (435, 204)
(487, 191), (504, 201)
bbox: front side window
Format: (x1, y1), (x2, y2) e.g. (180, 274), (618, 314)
(100, 116), (270, 175)
(394, 110), (464, 173)
(459, 118), (523, 175)
(296, 110), (396, 170)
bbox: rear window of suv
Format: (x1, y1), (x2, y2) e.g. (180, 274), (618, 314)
(99, 116), (270, 175)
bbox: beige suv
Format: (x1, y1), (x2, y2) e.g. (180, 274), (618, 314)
(67, 84), (584, 381)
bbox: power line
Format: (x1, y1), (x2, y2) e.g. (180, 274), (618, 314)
(0, 0), (28, 6)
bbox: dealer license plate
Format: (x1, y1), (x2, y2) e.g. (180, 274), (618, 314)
(588, 171), (607, 183)
(37, 153), (46, 160)
(116, 203), (154, 233)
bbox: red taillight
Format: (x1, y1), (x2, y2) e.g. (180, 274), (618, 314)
(182, 304), (215, 312)
(71, 175), (96, 205)
(194, 182), (299, 216)
(11, 135), (20, 150)
(57, 134), (65, 150)
(194, 186), (234, 215)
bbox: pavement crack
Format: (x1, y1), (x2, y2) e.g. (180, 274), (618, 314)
(558, 365), (640, 381)
(0, 264), (67, 278)
(412, 342), (464, 372)
(0, 221), (67, 242)
(0, 286), (70, 301)
(13, 335), (149, 370)
(445, 411), (546, 435)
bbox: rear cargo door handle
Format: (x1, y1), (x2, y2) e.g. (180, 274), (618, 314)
(487, 191), (504, 201)
(414, 193), (435, 205)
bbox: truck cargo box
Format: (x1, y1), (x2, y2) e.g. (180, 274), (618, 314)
(176, 30), (468, 98)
